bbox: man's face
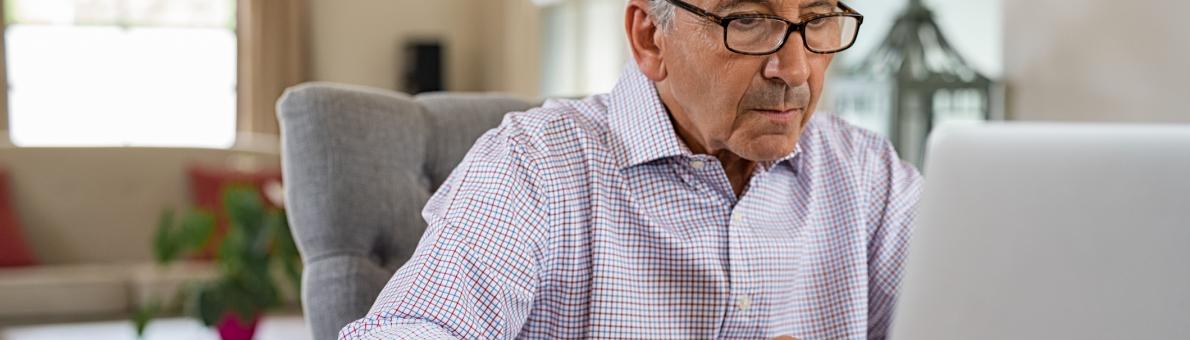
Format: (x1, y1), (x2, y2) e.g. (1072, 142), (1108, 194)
(657, 0), (835, 162)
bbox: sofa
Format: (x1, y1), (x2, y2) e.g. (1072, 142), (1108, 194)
(0, 147), (281, 324)
(278, 82), (538, 340)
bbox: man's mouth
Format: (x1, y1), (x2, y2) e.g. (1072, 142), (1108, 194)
(753, 108), (804, 123)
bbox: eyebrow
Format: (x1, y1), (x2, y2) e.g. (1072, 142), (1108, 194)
(800, 0), (834, 11)
(712, 0), (836, 14)
(712, 0), (771, 13)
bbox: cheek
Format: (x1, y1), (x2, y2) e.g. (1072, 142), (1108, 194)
(678, 55), (753, 131)
(807, 55), (833, 108)
(715, 75), (755, 132)
(714, 59), (760, 108)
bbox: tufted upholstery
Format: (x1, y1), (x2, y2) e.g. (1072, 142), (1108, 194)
(276, 82), (538, 340)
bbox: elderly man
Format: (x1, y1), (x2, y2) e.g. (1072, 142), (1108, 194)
(340, 0), (920, 338)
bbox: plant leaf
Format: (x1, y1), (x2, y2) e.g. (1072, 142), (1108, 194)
(223, 186), (264, 238)
(153, 209), (177, 264)
(188, 283), (225, 327)
(159, 185), (307, 327)
(179, 211), (216, 250)
(131, 299), (160, 338)
(154, 208), (216, 265)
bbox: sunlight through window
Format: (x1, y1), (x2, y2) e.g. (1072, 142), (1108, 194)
(5, 0), (237, 148)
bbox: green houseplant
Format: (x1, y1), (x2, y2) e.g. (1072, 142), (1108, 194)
(137, 185), (301, 340)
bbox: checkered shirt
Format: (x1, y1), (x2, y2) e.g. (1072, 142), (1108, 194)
(339, 65), (922, 339)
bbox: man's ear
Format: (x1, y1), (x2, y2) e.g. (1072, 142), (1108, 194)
(625, 0), (666, 81)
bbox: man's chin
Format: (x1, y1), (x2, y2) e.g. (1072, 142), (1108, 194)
(733, 135), (800, 162)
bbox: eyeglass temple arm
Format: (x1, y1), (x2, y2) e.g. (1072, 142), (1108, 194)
(662, 0), (727, 25)
(662, 0), (861, 26)
(839, 1), (861, 16)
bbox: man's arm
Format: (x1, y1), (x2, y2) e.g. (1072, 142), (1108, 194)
(338, 127), (553, 339)
(864, 140), (924, 340)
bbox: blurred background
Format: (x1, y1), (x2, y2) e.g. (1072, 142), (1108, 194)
(3, 0), (1186, 157)
(0, 0), (1186, 339)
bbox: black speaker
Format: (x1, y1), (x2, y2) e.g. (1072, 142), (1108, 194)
(403, 41), (445, 94)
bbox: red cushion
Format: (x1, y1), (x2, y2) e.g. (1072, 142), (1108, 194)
(188, 166), (283, 259)
(0, 168), (38, 267)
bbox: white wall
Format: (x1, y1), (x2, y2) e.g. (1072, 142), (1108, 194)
(1003, 0), (1190, 123)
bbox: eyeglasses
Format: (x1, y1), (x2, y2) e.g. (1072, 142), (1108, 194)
(662, 0), (864, 55)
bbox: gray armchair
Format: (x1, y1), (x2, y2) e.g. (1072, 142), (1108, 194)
(277, 83), (538, 340)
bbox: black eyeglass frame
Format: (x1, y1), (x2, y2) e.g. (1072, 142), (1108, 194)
(662, 0), (865, 55)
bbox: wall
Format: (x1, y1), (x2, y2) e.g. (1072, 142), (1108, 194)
(526, 0), (1000, 98)
(480, 0), (543, 98)
(303, 0), (1189, 122)
(308, 0), (485, 92)
(842, 0), (1190, 123)
(1003, 0), (1190, 123)
(312, 0), (1020, 99)
(307, 0), (541, 98)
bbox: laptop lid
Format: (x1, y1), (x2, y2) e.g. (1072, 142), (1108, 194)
(890, 123), (1190, 340)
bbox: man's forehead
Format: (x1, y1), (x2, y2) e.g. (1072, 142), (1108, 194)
(703, 0), (836, 13)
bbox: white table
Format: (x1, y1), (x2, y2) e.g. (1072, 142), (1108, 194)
(1, 315), (312, 340)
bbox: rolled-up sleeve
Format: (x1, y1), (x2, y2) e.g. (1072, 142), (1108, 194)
(338, 124), (553, 339)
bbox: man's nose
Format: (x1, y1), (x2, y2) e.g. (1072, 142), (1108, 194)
(762, 33), (812, 88)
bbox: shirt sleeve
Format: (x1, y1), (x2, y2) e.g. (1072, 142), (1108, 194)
(338, 125), (553, 340)
(863, 139), (924, 340)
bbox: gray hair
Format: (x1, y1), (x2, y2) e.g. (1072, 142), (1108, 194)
(648, 0), (676, 30)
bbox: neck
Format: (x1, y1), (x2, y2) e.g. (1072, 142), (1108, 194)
(660, 95), (757, 198)
(715, 151), (757, 198)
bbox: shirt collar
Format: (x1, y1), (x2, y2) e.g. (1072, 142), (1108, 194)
(764, 143), (802, 171)
(607, 64), (802, 171)
(608, 65), (689, 169)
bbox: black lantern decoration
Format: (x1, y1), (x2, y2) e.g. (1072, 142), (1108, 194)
(831, 0), (999, 166)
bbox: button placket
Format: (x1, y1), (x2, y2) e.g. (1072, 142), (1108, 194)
(736, 294), (752, 311)
(728, 206), (756, 319)
(687, 157), (737, 206)
(734, 198), (772, 328)
(731, 211), (744, 226)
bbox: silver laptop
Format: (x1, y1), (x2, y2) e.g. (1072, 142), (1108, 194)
(890, 123), (1190, 340)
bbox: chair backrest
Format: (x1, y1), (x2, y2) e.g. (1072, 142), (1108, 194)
(277, 82), (538, 340)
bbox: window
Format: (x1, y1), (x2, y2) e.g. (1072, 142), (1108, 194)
(840, 0), (1001, 77)
(5, 0), (237, 148)
(538, 0), (628, 98)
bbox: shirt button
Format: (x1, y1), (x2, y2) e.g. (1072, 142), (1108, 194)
(731, 212), (744, 225)
(737, 295), (752, 311)
(690, 160), (706, 170)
